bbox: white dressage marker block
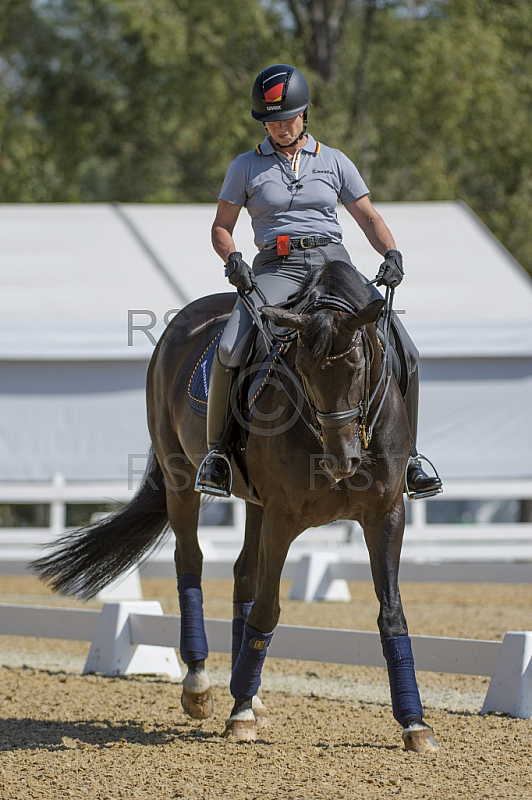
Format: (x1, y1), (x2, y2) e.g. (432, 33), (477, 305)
(83, 601), (181, 679)
(96, 566), (143, 601)
(481, 631), (532, 719)
(289, 553), (351, 602)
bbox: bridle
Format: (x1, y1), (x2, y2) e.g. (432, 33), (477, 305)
(295, 292), (394, 448)
(238, 284), (395, 449)
(310, 327), (373, 448)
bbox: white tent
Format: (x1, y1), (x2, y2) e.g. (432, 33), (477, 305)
(1, 201), (531, 483)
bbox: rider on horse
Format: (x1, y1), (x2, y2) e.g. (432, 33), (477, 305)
(195, 63), (442, 501)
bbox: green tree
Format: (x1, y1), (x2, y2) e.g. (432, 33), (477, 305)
(304, 0), (532, 272)
(0, 0), (289, 201)
(0, 0), (62, 199)
(1, 0), (531, 272)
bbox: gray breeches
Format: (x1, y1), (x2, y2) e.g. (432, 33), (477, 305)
(217, 242), (418, 373)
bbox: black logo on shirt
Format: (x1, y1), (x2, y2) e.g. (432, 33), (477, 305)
(312, 169), (334, 174)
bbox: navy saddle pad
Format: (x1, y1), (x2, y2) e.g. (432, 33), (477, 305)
(188, 333), (286, 418)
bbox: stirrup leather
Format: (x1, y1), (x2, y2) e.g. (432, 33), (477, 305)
(194, 451), (233, 498)
(405, 453), (443, 501)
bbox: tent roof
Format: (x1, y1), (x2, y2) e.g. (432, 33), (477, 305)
(1, 201), (531, 359)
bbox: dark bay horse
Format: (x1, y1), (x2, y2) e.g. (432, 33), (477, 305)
(33, 260), (438, 752)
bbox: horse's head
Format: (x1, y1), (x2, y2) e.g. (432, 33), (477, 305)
(261, 267), (385, 482)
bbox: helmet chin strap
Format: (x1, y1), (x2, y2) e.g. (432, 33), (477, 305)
(274, 126), (307, 149)
(263, 110), (308, 149)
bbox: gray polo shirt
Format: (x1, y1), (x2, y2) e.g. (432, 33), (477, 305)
(219, 133), (369, 250)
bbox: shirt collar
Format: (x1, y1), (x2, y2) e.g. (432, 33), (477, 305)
(257, 133), (318, 156)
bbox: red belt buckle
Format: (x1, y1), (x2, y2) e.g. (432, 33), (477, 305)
(276, 235), (290, 257)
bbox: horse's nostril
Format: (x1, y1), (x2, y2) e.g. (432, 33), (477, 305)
(339, 458), (359, 477)
(319, 457), (336, 473)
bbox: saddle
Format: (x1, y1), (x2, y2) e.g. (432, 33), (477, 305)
(188, 326), (287, 498)
(376, 316), (409, 397)
(188, 313), (409, 420)
(187, 327), (287, 419)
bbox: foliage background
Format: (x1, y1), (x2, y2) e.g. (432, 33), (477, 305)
(1, 0), (531, 272)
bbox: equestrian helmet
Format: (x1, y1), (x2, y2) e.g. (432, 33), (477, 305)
(251, 64), (309, 122)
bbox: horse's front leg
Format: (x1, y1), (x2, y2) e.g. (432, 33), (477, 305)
(224, 505), (295, 740)
(230, 502), (270, 732)
(364, 502), (439, 752)
(167, 484), (214, 721)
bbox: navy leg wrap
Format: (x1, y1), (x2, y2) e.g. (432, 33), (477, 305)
(177, 574), (209, 664)
(230, 622), (273, 700)
(232, 601), (254, 671)
(382, 635), (423, 726)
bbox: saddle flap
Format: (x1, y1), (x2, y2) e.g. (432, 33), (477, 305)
(376, 318), (407, 396)
(187, 332), (222, 417)
(244, 342), (287, 419)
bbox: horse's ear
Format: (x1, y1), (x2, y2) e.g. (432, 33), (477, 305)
(342, 299), (386, 332)
(260, 305), (307, 331)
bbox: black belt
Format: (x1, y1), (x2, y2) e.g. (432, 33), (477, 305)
(289, 236), (333, 251)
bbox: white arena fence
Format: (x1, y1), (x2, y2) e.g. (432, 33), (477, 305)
(1, 475), (532, 599)
(0, 474), (532, 602)
(1, 600), (531, 719)
(0, 473), (532, 542)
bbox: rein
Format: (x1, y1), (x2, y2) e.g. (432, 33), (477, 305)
(239, 281), (395, 448)
(239, 286), (323, 443)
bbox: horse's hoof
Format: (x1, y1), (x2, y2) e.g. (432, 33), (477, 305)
(252, 695), (270, 729)
(181, 686), (214, 720)
(402, 722), (440, 752)
(223, 709), (257, 741)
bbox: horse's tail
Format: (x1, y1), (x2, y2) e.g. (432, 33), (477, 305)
(31, 449), (169, 599)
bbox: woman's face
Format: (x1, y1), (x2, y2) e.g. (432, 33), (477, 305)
(264, 113), (305, 146)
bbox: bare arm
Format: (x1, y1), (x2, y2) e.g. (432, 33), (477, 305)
(344, 195), (396, 256)
(211, 199), (243, 262)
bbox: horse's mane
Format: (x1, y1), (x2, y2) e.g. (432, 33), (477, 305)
(287, 260), (372, 364)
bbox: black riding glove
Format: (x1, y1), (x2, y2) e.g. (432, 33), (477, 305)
(376, 249), (404, 289)
(225, 252), (254, 294)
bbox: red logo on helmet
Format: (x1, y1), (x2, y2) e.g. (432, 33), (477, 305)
(264, 82), (284, 103)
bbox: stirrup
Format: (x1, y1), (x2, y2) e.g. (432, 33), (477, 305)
(405, 453), (443, 501)
(194, 452), (233, 498)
